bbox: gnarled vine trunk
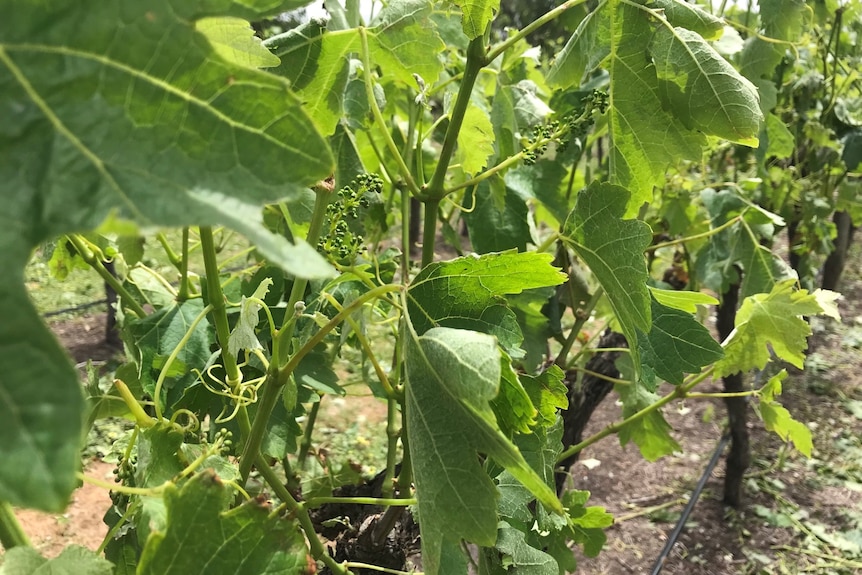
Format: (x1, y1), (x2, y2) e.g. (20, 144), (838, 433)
(717, 279), (748, 507)
(556, 330), (628, 493)
(821, 210), (856, 291)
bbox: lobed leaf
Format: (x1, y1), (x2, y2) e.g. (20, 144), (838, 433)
(716, 280), (837, 377)
(648, 0), (724, 41)
(649, 26), (762, 147)
(449, 0), (500, 39)
(0, 545), (113, 575)
(563, 182), (652, 371)
(405, 327), (563, 575)
(137, 471), (308, 575)
(756, 371), (813, 456)
(457, 104), (495, 175)
(407, 251), (566, 354)
(0, 0), (332, 509)
(637, 298), (724, 390)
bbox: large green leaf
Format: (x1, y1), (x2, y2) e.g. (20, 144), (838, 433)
(405, 327), (563, 575)
(196, 17), (281, 68)
(0, 545), (113, 575)
(616, 380), (681, 461)
(550, 0), (761, 211)
(449, 0), (500, 39)
(648, 0), (723, 40)
(463, 180), (533, 255)
(137, 471), (308, 575)
(637, 298), (724, 390)
(457, 104), (495, 175)
(693, 188), (792, 298)
(562, 182), (651, 369)
(649, 26), (761, 146)
(407, 251), (566, 354)
(715, 280), (839, 377)
(0, 0), (332, 510)
(270, 0), (444, 135)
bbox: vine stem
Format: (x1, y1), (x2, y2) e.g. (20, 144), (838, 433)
(67, 234), (146, 318)
(554, 287), (604, 368)
(306, 496), (417, 507)
(177, 227), (191, 301)
(420, 198), (440, 267)
(646, 215), (742, 252)
(197, 230), (256, 459)
(556, 366), (716, 464)
(0, 501), (30, 549)
(358, 27), (421, 198)
(253, 455), (352, 575)
(485, 0), (594, 62)
(238, 284), (402, 484)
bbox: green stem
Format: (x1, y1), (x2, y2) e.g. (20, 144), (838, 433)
(67, 234), (146, 318)
(156, 232), (181, 267)
(425, 36), (487, 201)
(177, 227), (191, 301)
(275, 186), (331, 365)
(646, 216), (742, 252)
(359, 27), (421, 198)
(254, 455), (352, 575)
(97, 499), (140, 555)
(485, 0), (594, 62)
(442, 151), (526, 196)
(199, 227), (253, 448)
(421, 198), (439, 267)
(556, 366), (715, 463)
(237, 370), (280, 485)
(382, 398), (400, 499)
(343, 563), (417, 575)
(569, 366), (631, 385)
(0, 501), (30, 549)
(306, 496), (417, 508)
(297, 399), (320, 467)
(239, 284), (402, 484)
(686, 390), (758, 399)
(554, 287), (604, 368)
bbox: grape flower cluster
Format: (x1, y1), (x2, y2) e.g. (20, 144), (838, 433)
(318, 173), (383, 264)
(524, 89), (610, 162)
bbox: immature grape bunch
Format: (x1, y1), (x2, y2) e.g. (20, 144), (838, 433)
(317, 173), (383, 264)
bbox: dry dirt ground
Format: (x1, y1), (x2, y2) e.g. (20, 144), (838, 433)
(11, 255), (862, 573)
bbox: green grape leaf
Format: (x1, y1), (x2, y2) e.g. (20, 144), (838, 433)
(450, 0), (500, 39)
(637, 298), (724, 389)
(756, 370), (813, 456)
(521, 365), (568, 429)
(125, 300), (214, 411)
(615, 356), (680, 460)
(405, 327), (563, 575)
(606, 1), (707, 210)
(552, 0), (761, 210)
(547, 3), (611, 89)
(0, 0), (331, 510)
(694, 188), (792, 298)
(763, 113), (795, 159)
(505, 161), (570, 225)
(271, 0), (444, 135)
(407, 251), (567, 354)
(463, 180), (533, 255)
(137, 471), (307, 575)
(649, 287), (718, 313)
(196, 17), (281, 68)
(492, 353), (538, 435)
(457, 104), (495, 175)
(716, 280), (837, 377)
(649, 26), (761, 146)
(563, 182), (651, 371)
(0, 545), (114, 575)
(617, 381), (680, 460)
(648, 0), (724, 40)
(492, 522), (559, 575)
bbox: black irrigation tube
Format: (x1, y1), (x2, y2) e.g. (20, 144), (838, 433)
(649, 369), (764, 574)
(649, 431), (731, 575)
(43, 299), (108, 318)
